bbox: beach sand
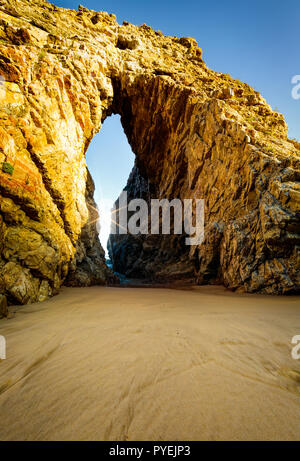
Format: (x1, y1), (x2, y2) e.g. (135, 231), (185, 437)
(0, 285), (299, 441)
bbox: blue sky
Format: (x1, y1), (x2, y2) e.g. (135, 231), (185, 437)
(54, 0), (299, 249)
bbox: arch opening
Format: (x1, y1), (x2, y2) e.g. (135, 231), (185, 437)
(85, 114), (135, 263)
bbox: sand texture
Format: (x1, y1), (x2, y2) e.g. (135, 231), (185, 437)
(0, 286), (300, 441)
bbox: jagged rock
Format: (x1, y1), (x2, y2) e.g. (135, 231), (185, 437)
(0, 0), (299, 304)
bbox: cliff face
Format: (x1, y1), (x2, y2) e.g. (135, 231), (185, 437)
(0, 0), (299, 306)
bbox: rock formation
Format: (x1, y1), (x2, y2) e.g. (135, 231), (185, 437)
(0, 0), (299, 305)
(0, 293), (7, 317)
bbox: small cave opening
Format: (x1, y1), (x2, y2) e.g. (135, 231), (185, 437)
(85, 114), (135, 279)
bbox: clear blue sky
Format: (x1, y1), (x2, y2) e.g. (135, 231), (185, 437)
(54, 0), (299, 249)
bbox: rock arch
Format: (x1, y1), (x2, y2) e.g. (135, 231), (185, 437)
(0, 0), (299, 305)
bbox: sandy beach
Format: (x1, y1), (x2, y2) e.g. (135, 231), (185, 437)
(0, 285), (299, 441)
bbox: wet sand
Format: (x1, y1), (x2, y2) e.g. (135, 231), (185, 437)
(0, 285), (299, 441)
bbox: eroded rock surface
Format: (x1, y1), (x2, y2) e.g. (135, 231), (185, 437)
(0, 0), (299, 304)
